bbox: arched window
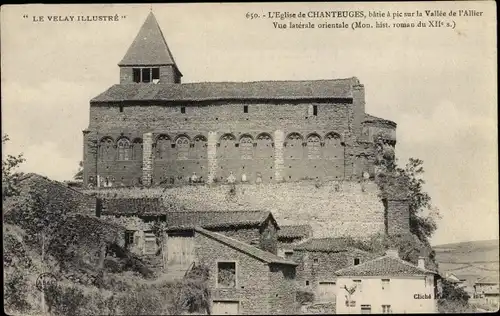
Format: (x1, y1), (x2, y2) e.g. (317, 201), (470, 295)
(176, 136), (190, 160)
(255, 133), (273, 159)
(99, 137), (115, 161)
(132, 138), (143, 161)
(219, 134), (237, 159)
(155, 135), (171, 160)
(307, 134), (321, 159)
(324, 132), (343, 160)
(193, 135), (207, 159)
(117, 138), (131, 161)
(240, 135), (254, 160)
(284, 133), (303, 159)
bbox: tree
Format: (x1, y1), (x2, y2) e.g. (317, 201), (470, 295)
(73, 161), (84, 181)
(374, 136), (440, 244)
(2, 134), (26, 200)
(396, 158), (440, 243)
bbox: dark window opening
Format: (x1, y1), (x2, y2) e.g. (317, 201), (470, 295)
(132, 68), (141, 83)
(142, 68), (151, 83)
(306, 280), (310, 286)
(313, 105), (318, 116)
(244, 105), (248, 113)
(181, 107), (186, 114)
(119, 105), (123, 113)
(313, 258), (318, 263)
(217, 262), (236, 288)
(124, 231), (134, 248)
(152, 68), (160, 80)
(354, 258), (360, 265)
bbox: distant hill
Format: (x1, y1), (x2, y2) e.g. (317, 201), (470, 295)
(433, 239), (499, 284)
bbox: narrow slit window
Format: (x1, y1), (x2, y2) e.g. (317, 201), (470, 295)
(181, 106), (186, 114)
(132, 68), (141, 83)
(119, 105), (124, 113)
(142, 68), (151, 83)
(313, 105), (318, 116)
(244, 105), (248, 113)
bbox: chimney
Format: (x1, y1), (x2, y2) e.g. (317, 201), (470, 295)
(385, 249), (399, 258)
(418, 256), (426, 269)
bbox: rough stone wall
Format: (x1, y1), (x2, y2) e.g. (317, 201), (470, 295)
(142, 132), (153, 186)
(386, 199), (410, 236)
(194, 232), (272, 315)
(293, 249), (377, 297)
(268, 264), (298, 314)
(160, 181), (385, 239)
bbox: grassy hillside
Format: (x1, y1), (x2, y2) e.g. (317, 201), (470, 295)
(433, 239), (499, 284)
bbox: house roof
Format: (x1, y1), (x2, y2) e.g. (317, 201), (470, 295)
(194, 227), (297, 266)
(166, 210), (277, 230)
(90, 78), (356, 103)
(100, 198), (164, 216)
(335, 254), (439, 277)
(278, 225), (312, 239)
(363, 113), (397, 127)
(293, 237), (365, 252)
(118, 12), (181, 74)
(476, 275), (500, 285)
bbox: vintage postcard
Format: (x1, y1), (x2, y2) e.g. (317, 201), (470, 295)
(2, 2), (497, 315)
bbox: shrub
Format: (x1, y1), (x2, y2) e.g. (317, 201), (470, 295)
(44, 282), (86, 316)
(296, 290), (315, 305)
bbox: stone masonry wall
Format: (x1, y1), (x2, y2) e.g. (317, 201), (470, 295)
(84, 100), (369, 186)
(268, 264), (298, 314)
(293, 249), (377, 298)
(160, 181), (385, 239)
(387, 199), (411, 236)
(195, 232), (272, 315)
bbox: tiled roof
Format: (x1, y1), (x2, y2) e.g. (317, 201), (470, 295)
(166, 210), (275, 230)
(118, 12), (181, 73)
(195, 227), (297, 266)
(100, 198), (164, 216)
(278, 225), (312, 239)
(363, 113), (397, 127)
(476, 275), (499, 285)
(293, 237), (364, 252)
(90, 78), (356, 103)
(335, 254), (439, 277)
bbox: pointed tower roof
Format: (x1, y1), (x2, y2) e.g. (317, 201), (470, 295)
(118, 12), (181, 74)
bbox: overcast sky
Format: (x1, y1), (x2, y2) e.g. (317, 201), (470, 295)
(1, 3), (497, 246)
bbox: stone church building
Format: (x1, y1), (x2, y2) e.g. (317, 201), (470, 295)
(83, 12), (396, 187)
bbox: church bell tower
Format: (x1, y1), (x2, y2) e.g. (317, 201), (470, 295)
(118, 12), (182, 84)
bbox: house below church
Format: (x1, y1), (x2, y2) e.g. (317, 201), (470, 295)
(335, 249), (440, 314)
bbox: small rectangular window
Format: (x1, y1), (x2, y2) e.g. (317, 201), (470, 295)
(353, 279), (362, 292)
(124, 231), (134, 248)
(361, 304), (371, 314)
(243, 105), (248, 113)
(306, 280), (310, 286)
(143, 232), (156, 255)
(313, 105), (318, 116)
(119, 105), (123, 113)
(142, 68), (151, 83)
(382, 305), (392, 314)
(181, 106), (186, 114)
(152, 68), (160, 80)
(354, 258), (360, 265)
(382, 279), (390, 290)
(217, 262), (236, 288)
(132, 68), (141, 83)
